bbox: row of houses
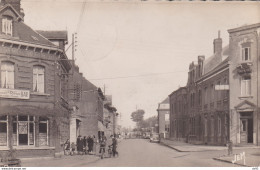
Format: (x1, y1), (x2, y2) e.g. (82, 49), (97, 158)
(158, 23), (260, 146)
(0, 0), (119, 157)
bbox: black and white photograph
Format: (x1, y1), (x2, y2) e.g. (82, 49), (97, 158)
(0, 0), (259, 168)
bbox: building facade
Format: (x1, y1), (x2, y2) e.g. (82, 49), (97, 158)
(68, 64), (105, 144)
(169, 87), (187, 141)
(169, 23), (260, 146)
(103, 95), (118, 138)
(0, 0), (71, 157)
(157, 97), (170, 139)
(228, 23), (260, 146)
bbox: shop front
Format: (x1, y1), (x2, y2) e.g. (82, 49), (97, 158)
(0, 104), (59, 158)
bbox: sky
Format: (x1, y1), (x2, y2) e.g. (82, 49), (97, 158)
(21, 0), (260, 128)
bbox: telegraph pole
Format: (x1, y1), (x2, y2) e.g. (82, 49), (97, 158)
(72, 33), (77, 74)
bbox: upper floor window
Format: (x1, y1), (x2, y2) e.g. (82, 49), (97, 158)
(33, 65), (45, 93)
(204, 87), (208, 104)
(242, 47), (251, 61)
(241, 75), (251, 96)
(1, 61), (14, 89)
(2, 17), (13, 36)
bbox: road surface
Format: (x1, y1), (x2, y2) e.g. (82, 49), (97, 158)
(86, 139), (238, 167)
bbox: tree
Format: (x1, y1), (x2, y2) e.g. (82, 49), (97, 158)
(138, 116), (158, 130)
(131, 109), (145, 128)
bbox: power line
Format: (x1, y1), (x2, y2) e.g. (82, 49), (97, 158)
(88, 70), (187, 81)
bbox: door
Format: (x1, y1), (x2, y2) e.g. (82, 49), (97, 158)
(240, 119), (247, 144)
(248, 118), (253, 143)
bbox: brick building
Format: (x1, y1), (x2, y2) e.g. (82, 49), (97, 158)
(0, 0), (71, 157)
(169, 87), (187, 141)
(169, 23), (260, 146)
(169, 33), (230, 145)
(68, 64), (105, 143)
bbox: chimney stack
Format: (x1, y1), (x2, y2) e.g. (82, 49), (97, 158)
(213, 30), (222, 54)
(4, 0), (24, 17)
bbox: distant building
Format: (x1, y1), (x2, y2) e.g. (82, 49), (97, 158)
(103, 95), (118, 138)
(68, 64), (105, 143)
(157, 97), (170, 138)
(169, 87), (187, 141)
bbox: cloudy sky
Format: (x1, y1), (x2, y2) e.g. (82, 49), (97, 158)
(21, 0), (259, 128)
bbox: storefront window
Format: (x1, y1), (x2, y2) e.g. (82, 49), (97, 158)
(11, 115), (35, 146)
(0, 115), (7, 146)
(39, 117), (48, 146)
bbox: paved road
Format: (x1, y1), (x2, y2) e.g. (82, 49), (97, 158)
(86, 139), (239, 167)
(22, 139), (241, 167)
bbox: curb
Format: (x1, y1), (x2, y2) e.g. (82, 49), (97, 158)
(212, 157), (248, 167)
(159, 142), (187, 152)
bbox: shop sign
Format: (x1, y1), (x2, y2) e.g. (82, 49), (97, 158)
(0, 88), (30, 99)
(19, 122), (28, 134)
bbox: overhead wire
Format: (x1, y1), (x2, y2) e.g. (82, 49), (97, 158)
(88, 70), (188, 81)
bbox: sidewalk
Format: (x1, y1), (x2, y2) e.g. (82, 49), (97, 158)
(160, 138), (260, 152)
(213, 149), (260, 167)
(20, 154), (100, 167)
(160, 138), (260, 167)
(160, 138), (227, 152)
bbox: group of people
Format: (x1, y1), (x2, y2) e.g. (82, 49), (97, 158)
(64, 135), (95, 156)
(63, 134), (119, 158)
(99, 135), (118, 157)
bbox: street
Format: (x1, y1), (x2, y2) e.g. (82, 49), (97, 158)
(87, 139), (239, 167)
(22, 139), (241, 167)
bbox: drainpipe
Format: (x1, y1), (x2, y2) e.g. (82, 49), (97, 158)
(255, 29), (259, 146)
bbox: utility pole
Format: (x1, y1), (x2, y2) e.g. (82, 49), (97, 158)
(72, 33), (77, 74)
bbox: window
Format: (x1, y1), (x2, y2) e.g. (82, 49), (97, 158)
(242, 47), (251, 61)
(204, 118), (207, 136)
(211, 118), (214, 137)
(217, 81), (221, 100)
(2, 17), (13, 36)
(1, 61), (14, 89)
(198, 90), (201, 106)
(218, 118), (221, 136)
(33, 65), (45, 93)
(241, 120), (247, 132)
(0, 115), (7, 146)
(211, 84), (214, 102)
(241, 76), (251, 96)
(39, 117), (48, 146)
(204, 87), (208, 104)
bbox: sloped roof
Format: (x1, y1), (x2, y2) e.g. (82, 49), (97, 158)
(204, 45), (229, 74)
(0, 4), (57, 48)
(199, 56), (229, 81)
(36, 30), (68, 41)
(14, 22), (56, 47)
(161, 97), (169, 104)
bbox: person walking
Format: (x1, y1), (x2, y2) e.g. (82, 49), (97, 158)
(70, 142), (76, 156)
(112, 135), (118, 157)
(89, 136), (94, 154)
(76, 135), (81, 153)
(64, 139), (70, 155)
(83, 136), (87, 155)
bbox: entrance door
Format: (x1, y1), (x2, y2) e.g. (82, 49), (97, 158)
(18, 122), (28, 145)
(240, 118), (253, 144)
(240, 119), (248, 144)
(248, 119), (253, 143)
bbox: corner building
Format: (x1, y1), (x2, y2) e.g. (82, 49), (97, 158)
(0, 1), (71, 157)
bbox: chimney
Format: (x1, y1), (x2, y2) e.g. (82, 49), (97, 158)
(213, 31), (222, 54)
(4, 0), (24, 17)
(198, 55), (205, 77)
